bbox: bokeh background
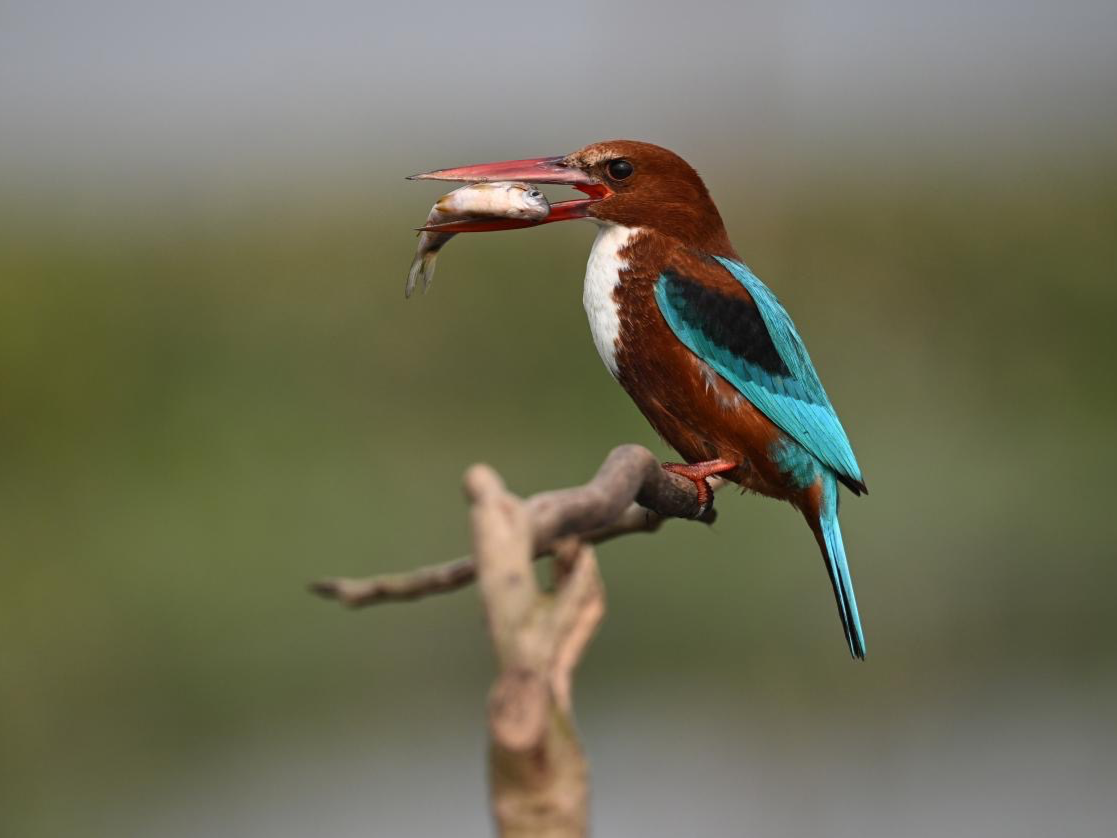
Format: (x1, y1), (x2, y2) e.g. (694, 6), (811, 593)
(3, 2), (1116, 836)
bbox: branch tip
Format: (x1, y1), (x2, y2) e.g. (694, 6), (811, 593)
(463, 462), (505, 502)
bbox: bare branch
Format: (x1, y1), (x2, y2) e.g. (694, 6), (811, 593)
(311, 445), (725, 607)
(313, 445), (727, 837)
(465, 470), (603, 837)
(524, 444), (712, 552)
(308, 557), (477, 604)
(546, 540), (605, 715)
(466, 464), (537, 664)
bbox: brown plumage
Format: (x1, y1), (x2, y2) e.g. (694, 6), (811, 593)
(609, 232), (796, 500)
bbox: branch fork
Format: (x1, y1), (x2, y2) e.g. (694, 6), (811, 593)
(312, 444), (723, 837)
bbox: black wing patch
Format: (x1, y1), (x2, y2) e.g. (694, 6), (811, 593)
(660, 270), (790, 378)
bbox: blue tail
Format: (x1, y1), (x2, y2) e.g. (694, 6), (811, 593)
(819, 472), (866, 659)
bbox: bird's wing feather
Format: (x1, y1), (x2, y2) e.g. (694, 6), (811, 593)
(654, 256), (864, 490)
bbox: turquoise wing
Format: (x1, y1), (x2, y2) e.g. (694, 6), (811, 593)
(654, 256), (865, 492)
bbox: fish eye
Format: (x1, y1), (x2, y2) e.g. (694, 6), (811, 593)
(606, 159), (633, 181)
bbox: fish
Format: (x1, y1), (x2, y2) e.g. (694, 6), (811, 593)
(406, 182), (550, 298)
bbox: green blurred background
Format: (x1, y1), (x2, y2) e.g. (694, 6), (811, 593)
(2, 2), (1116, 836)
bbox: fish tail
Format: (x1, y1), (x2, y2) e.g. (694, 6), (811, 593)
(814, 471), (866, 659)
(405, 250), (439, 298)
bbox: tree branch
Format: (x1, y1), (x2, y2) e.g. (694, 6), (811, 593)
(311, 445), (723, 607)
(310, 444), (727, 838)
(464, 465), (603, 837)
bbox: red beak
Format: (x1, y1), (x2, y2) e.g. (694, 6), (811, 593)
(407, 155), (609, 232)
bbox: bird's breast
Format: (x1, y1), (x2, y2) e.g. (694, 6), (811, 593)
(583, 223), (641, 378)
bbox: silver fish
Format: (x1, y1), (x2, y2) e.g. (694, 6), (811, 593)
(406, 181), (550, 298)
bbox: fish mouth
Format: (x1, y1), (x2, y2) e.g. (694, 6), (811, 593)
(407, 156), (611, 232)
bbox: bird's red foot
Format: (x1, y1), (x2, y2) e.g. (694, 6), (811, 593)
(662, 458), (736, 512)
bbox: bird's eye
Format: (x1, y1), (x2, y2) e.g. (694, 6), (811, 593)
(606, 159), (634, 181)
(528, 189), (541, 198)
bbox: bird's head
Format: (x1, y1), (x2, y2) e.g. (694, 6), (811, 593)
(409, 140), (733, 255)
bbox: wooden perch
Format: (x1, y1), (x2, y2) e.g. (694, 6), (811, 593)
(311, 444), (722, 838)
(312, 444), (721, 607)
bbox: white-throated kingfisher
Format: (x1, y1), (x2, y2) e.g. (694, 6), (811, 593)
(410, 140), (867, 659)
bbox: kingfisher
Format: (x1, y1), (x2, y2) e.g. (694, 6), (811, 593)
(410, 141), (867, 659)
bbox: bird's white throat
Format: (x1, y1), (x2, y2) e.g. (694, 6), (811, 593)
(583, 223), (639, 377)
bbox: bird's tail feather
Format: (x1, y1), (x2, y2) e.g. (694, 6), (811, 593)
(818, 472), (866, 659)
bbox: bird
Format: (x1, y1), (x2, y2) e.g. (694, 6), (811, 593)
(409, 141), (867, 659)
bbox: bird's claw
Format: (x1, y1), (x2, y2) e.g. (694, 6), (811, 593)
(661, 458), (736, 518)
